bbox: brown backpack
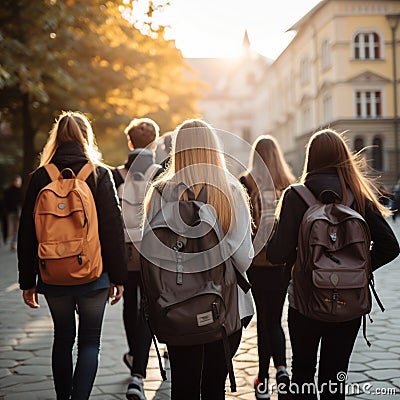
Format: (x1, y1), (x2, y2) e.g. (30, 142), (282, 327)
(140, 184), (250, 391)
(291, 184), (375, 323)
(34, 163), (102, 285)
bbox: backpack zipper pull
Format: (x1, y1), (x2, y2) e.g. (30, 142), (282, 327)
(77, 254), (82, 265)
(212, 302), (220, 320)
(173, 240), (185, 285)
(40, 259), (46, 269)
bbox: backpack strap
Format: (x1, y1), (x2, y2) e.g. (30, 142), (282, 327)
(44, 163), (61, 182)
(117, 165), (128, 182)
(221, 326), (237, 392)
(143, 163), (161, 181)
(291, 184), (318, 207)
(293, 184), (355, 207)
(77, 162), (98, 181)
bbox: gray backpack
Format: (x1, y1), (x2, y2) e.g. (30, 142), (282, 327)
(140, 183), (250, 391)
(291, 184), (384, 344)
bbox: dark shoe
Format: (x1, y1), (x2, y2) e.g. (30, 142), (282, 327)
(276, 368), (291, 400)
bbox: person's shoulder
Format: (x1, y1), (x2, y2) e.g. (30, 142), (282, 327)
(30, 166), (50, 182)
(280, 184), (307, 206)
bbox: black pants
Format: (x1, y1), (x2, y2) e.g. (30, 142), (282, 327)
(247, 265), (289, 380)
(122, 271), (152, 378)
(167, 329), (242, 400)
(288, 307), (361, 400)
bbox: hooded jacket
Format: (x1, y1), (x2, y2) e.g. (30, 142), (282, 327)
(266, 169), (400, 309)
(18, 142), (127, 290)
(112, 148), (163, 190)
(267, 169), (399, 270)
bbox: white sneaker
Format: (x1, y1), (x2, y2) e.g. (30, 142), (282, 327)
(126, 376), (146, 400)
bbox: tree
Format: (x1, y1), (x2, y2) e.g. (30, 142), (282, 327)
(0, 0), (200, 183)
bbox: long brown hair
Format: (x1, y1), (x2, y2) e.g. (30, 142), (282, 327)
(301, 128), (389, 217)
(39, 111), (102, 167)
(248, 135), (296, 197)
(144, 119), (251, 234)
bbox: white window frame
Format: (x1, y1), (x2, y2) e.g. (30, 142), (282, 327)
(352, 30), (383, 60)
(354, 89), (382, 118)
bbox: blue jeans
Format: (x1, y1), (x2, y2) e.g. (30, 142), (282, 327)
(45, 288), (109, 400)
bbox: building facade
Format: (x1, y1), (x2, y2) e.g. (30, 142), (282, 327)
(187, 0), (400, 186)
(255, 0), (400, 185)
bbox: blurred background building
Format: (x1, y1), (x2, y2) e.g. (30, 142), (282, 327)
(187, 0), (400, 186)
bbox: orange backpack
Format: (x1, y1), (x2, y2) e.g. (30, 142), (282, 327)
(34, 163), (103, 285)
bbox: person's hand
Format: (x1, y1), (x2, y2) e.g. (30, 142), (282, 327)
(109, 283), (124, 305)
(22, 288), (40, 308)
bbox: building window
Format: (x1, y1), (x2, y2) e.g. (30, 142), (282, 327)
(354, 137), (364, 153)
(372, 136), (383, 171)
(353, 32), (381, 60)
(321, 40), (331, 69)
(355, 90), (382, 118)
(300, 57), (311, 84)
(323, 95), (332, 123)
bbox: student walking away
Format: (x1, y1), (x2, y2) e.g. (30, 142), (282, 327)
(17, 111), (127, 400)
(4, 175), (23, 251)
(141, 119), (254, 400)
(239, 135), (295, 400)
(112, 117), (163, 400)
(266, 129), (400, 400)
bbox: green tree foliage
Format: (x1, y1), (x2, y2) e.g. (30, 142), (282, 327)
(0, 0), (201, 184)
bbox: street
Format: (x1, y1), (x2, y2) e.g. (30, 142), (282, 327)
(0, 221), (399, 399)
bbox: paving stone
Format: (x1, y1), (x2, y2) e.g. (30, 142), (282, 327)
(367, 359), (400, 370)
(348, 362), (370, 372)
(362, 351), (399, 360)
(1, 222), (400, 399)
(365, 369), (400, 380)
(349, 353), (374, 363)
(347, 371), (371, 383)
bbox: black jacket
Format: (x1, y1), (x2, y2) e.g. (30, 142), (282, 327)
(18, 142), (128, 290)
(266, 170), (400, 272)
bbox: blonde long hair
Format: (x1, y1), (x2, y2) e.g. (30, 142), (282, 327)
(144, 119), (250, 234)
(39, 111), (102, 167)
(248, 135), (296, 198)
(300, 128), (390, 217)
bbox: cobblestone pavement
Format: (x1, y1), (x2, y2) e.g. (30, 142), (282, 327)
(0, 222), (399, 399)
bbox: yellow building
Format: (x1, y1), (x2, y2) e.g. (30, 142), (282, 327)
(256, 0), (400, 186)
